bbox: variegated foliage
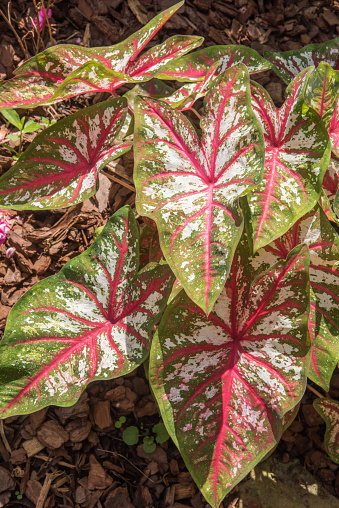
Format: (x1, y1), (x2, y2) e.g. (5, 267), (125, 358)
(250, 204), (339, 391)
(134, 64), (264, 314)
(157, 44), (271, 82)
(245, 72), (330, 252)
(0, 206), (174, 418)
(150, 244), (310, 508)
(303, 63), (339, 217)
(0, 2), (201, 109)
(0, 98), (131, 210)
(304, 63), (339, 129)
(314, 398), (339, 464)
(265, 38), (339, 84)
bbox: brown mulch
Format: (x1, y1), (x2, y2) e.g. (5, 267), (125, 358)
(0, 0), (339, 507)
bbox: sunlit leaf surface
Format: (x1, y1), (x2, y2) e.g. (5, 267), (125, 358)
(150, 244), (310, 507)
(134, 64), (264, 313)
(0, 207), (174, 418)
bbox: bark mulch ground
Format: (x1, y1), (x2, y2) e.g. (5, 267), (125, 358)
(0, 1), (339, 507)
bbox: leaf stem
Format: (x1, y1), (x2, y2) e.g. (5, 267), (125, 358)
(306, 383), (330, 399)
(190, 108), (202, 120)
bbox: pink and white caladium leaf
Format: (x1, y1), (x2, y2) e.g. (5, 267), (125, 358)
(251, 204), (339, 391)
(0, 2), (198, 109)
(304, 63), (339, 129)
(124, 79), (175, 112)
(162, 62), (219, 110)
(329, 100), (339, 158)
(50, 36), (203, 102)
(245, 71), (330, 252)
(0, 206), (175, 418)
(313, 398), (339, 464)
(150, 243), (310, 508)
(156, 44), (272, 82)
(134, 63), (265, 314)
(0, 98), (132, 210)
(265, 38), (339, 84)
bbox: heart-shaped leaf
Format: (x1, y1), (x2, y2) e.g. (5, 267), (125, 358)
(0, 2), (199, 109)
(150, 243), (310, 508)
(313, 398), (339, 463)
(251, 204), (339, 390)
(0, 206), (175, 418)
(134, 64), (264, 314)
(50, 36), (203, 101)
(245, 72), (330, 252)
(156, 44), (271, 81)
(265, 39), (339, 84)
(0, 98), (131, 210)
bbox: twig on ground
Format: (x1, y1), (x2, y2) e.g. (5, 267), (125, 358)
(32, 0), (45, 53)
(0, 2), (28, 60)
(101, 170), (135, 192)
(36, 471), (62, 508)
(0, 420), (11, 454)
(41, 0), (54, 48)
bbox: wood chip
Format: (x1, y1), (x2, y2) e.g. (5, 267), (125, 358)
(127, 0), (148, 24)
(88, 455), (113, 490)
(66, 419), (92, 442)
(93, 400), (113, 429)
(25, 479), (42, 504)
(23, 437), (45, 458)
(105, 486), (134, 508)
(0, 466), (15, 493)
(37, 420), (69, 449)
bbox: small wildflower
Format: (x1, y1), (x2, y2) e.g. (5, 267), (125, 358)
(31, 7), (52, 32)
(0, 210), (11, 245)
(6, 247), (15, 259)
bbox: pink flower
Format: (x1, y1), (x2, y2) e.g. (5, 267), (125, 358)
(0, 210), (12, 245)
(31, 7), (52, 32)
(6, 247), (15, 259)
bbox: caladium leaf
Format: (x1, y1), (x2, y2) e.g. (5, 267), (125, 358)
(251, 204), (339, 390)
(0, 206), (175, 418)
(313, 398), (339, 464)
(0, 98), (132, 210)
(329, 101), (339, 158)
(134, 64), (265, 314)
(0, 2), (200, 109)
(150, 243), (310, 507)
(156, 44), (272, 82)
(322, 158), (339, 209)
(246, 72), (330, 252)
(304, 63), (339, 128)
(265, 39), (339, 84)
(124, 79), (174, 109)
(50, 36), (203, 101)
(163, 62), (219, 110)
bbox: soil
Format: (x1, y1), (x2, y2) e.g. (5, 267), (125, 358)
(0, 0), (339, 507)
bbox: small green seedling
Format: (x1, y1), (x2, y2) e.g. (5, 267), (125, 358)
(153, 423), (169, 444)
(15, 491), (23, 500)
(121, 422), (169, 453)
(122, 425), (139, 445)
(1, 108), (49, 157)
(114, 415), (126, 429)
